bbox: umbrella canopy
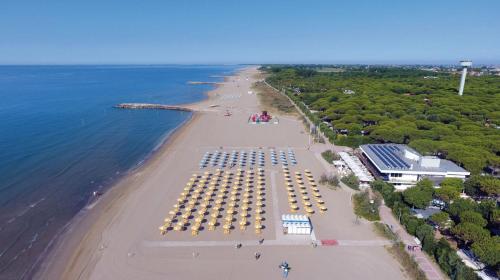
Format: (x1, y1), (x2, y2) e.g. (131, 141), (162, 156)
(288, 197), (296, 203)
(316, 199), (325, 204)
(304, 201), (312, 207)
(319, 205), (327, 212)
(305, 207), (314, 214)
(240, 211), (248, 217)
(313, 192), (321, 198)
(211, 212), (219, 218)
(302, 196), (310, 201)
(290, 204), (299, 210)
(255, 207), (264, 214)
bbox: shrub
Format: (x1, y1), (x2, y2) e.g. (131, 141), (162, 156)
(341, 173), (360, 190)
(319, 174), (340, 189)
(352, 191), (380, 221)
(321, 150), (340, 163)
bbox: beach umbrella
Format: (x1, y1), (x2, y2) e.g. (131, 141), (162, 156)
(181, 212), (191, 220)
(316, 199), (325, 204)
(240, 210), (248, 217)
(211, 211), (219, 218)
(300, 190), (307, 195)
(311, 187), (319, 192)
(255, 207), (263, 214)
(319, 205), (327, 213)
(168, 210), (178, 216)
(310, 182), (317, 187)
(313, 192), (321, 198)
(208, 219), (216, 230)
(304, 201), (312, 207)
(302, 195), (310, 201)
(224, 215), (233, 223)
(223, 223), (231, 234)
(195, 216), (204, 223)
(288, 197), (296, 203)
(290, 204), (299, 211)
(305, 207), (315, 216)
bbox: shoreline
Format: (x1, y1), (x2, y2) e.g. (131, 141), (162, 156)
(34, 69), (244, 279)
(38, 66), (406, 280)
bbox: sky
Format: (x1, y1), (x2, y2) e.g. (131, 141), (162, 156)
(1, 0), (499, 65)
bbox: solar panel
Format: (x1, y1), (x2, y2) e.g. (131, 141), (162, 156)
(380, 145), (410, 169)
(374, 146), (402, 168)
(368, 145), (410, 170)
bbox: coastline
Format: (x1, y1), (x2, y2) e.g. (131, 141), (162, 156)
(38, 66), (406, 280)
(34, 69), (244, 279)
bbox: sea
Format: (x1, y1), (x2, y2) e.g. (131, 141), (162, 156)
(0, 65), (240, 279)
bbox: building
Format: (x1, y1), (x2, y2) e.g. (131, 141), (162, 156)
(281, 214), (311, 235)
(337, 152), (374, 189)
(359, 144), (470, 190)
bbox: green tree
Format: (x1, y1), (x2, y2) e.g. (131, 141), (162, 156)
(459, 211), (487, 227)
(471, 236), (500, 267)
(434, 186), (460, 202)
(429, 212), (453, 229)
(446, 198), (477, 219)
(478, 176), (500, 196)
(451, 222), (489, 244)
(402, 179), (434, 209)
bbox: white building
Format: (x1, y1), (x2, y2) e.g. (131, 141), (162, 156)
(359, 144), (470, 190)
(281, 214), (311, 235)
(337, 152), (374, 189)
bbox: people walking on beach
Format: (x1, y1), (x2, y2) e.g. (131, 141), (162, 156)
(254, 252), (261, 260)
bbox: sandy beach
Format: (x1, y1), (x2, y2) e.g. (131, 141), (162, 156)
(37, 67), (407, 280)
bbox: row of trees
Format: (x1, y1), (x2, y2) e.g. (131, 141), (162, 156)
(264, 66), (500, 174)
(374, 178), (499, 277)
(372, 180), (489, 279)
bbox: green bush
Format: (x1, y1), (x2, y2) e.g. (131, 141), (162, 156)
(341, 173), (360, 190)
(321, 150), (340, 163)
(352, 191), (380, 221)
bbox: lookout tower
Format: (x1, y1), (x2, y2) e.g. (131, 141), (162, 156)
(458, 60), (472, 96)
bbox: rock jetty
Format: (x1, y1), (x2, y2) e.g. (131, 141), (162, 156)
(114, 103), (192, 112)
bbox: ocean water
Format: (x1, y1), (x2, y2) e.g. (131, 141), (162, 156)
(0, 65), (239, 279)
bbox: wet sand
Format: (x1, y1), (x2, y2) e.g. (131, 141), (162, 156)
(37, 67), (407, 280)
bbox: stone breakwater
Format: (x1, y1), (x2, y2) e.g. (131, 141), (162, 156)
(114, 103), (193, 112)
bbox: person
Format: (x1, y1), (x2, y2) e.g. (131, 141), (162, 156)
(254, 252), (261, 260)
(279, 261), (290, 278)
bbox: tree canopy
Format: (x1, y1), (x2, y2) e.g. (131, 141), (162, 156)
(265, 66), (500, 175)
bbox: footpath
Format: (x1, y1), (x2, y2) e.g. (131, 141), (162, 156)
(379, 205), (446, 280)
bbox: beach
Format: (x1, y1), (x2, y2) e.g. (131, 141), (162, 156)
(37, 67), (407, 280)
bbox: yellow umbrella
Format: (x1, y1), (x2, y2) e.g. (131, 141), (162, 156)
(223, 223), (231, 234)
(195, 216), (203, 223)
(224, 215), (233, 222)
(211, 212), (219, 218)
(316, 199), (325, 204)
(313, 192), (321, 198)
(305, 207), (314, 215)
(288, 192), (296, 197)
(300, 189), (307, 194)
(319, 205), (327, 213)
(255, 207), (264, 214)
(240, 211), (248, 217)
(302, 196), (310, 201)
(168, 210), (178, 216)
(290, 204), (299, 211)
(228, 201), (236, 207)
(288, 197), (296, 203)
(304, 201), (312, 207)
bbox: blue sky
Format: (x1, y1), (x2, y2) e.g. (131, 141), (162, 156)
(1, 0), (499, 64)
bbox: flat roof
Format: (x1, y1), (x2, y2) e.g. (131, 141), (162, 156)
(360, 144), (469, 175)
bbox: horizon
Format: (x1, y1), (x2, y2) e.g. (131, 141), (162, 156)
(2, 0), (499, 65)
